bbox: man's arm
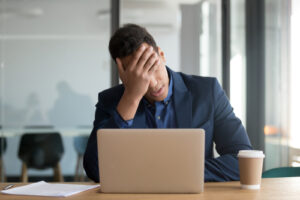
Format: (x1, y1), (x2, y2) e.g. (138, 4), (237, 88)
(83, 44), (159, 182)
(116, 44), (159, 120)
(83, 96), (122, 182)
(204, 79), (252, 182)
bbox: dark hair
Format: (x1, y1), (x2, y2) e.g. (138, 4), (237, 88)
(109, 24), (158, 61)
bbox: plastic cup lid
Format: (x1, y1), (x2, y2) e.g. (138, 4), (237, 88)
(237, 150), (265, 158)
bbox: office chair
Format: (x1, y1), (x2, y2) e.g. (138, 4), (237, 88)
(0, 137), (7, 182)
(73, 135), (89, 181)
(18, 132), (64, 182)
(262, 167), (300, 178)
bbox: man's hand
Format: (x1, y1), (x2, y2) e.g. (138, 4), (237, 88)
(116, 44), (160, 121)
(117, 45), (159, 101)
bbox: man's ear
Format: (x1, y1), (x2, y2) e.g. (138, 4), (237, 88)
(158, 47), (166, 63)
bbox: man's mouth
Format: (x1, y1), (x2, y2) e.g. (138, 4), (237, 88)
(150, 85), (164, 97)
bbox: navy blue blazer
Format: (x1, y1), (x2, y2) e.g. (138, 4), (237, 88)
(84, 67), (252, 182)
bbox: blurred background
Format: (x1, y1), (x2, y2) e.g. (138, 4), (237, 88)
(0, 0), (299, 182)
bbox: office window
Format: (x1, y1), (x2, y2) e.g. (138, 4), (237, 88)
(230, 0), (246, 126)
(198, 0), (222, 82)
(120, 0), (181, 72)
(290, 0), (300, 166)
(264, 0), (300, 170)
(120, 0), (222, 81)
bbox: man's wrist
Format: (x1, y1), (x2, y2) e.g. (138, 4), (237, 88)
(122, 89), (143, 105)
(116, 91), (141, 121)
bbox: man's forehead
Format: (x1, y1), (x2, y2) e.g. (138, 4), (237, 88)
(120, 43), (154, 66)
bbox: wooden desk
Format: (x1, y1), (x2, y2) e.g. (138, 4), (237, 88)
(0, 177), (299, 200)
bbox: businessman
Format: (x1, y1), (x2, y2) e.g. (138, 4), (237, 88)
(84, 24), (252, 182)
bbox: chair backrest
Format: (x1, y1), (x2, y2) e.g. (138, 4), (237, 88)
(262, 167), (300, 178)
(18, 132), (64, 169)
(73, 135), (89, 156)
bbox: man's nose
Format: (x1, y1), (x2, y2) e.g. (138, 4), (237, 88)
(149, 77), (158, 89)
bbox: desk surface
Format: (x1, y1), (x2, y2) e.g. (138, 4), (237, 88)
(0, 177), (299, 200)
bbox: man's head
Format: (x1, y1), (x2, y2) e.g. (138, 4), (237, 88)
(109, 24), (169, 103)
(109, 24), (158, 61)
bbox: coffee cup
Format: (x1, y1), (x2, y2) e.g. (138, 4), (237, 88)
(238, 150), (265, 190)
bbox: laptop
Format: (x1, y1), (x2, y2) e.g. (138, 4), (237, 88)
(97, 129), (205, 193)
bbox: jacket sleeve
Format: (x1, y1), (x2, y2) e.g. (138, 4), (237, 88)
(204, 79), (253, 182)
(83, 93), (133, 182)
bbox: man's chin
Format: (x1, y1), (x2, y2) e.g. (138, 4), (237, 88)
(146, 94), (168, 103)
(152, 96), (165, 102)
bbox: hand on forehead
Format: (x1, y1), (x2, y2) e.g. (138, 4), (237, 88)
(120, 43), (157, 69)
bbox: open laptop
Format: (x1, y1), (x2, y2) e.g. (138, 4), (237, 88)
(97, 129), (205, 193)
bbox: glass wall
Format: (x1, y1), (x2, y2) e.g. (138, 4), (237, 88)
(198, 0), (222, 82)
(120, 0), (182, 73)
(230, 0), (299, 171)
(289, 0), (300, 167)
(230, 0), (246, 126)
(228, 0), (299, 171)
(120, 0), (222, 81)
(264, 0), (290, 170)
(0, 0), (111, 182)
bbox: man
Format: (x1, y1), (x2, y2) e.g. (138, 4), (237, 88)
(84, 24), (252, 182)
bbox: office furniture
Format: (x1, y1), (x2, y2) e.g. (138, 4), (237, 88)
(0, 177), (299, 200)
(73, 135), (89, 181)
(18, 133), (64, 182)
(1, 128), (91, 137)
(0, 137), (7, 182)
(1, 127), (91, 179)
(262, 167), (300, 178)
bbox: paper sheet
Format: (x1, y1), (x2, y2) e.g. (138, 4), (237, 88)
(1, 181), (100, 197)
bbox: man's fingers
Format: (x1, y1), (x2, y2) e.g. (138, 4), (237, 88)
(144, 52), (158, 72)
(136, 46), (154, 71)
(116, 58), (125, 80)
(128, 44), (146, 71)
(148, 59), (159, 75)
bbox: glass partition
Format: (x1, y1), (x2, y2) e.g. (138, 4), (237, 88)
(230, 0), (246, 125)
(289, 0), (300, 167)
(0, 0), (111, 182)
(264, 0), (290, 170)
(120, 0), (222, 80)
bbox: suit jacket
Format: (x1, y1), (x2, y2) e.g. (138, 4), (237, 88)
(83, 67), (252, 182)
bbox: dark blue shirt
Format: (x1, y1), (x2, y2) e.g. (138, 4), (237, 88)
(112, 72), (176, 128)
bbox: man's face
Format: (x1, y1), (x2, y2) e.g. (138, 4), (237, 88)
(119, 43), (169, 104)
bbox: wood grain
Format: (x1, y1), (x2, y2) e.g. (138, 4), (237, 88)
(0, 177), (299, 200)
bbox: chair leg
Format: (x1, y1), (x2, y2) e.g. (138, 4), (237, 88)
(78, 156), (85, 182)
(2, 162), (6, 182)
(21, 162), (28, 182)
(54, 163), (64, 182)
(0, 157), (6, 182)
(74, 155), (80, 182)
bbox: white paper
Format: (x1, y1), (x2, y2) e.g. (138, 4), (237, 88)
(1, 181), (100, 197)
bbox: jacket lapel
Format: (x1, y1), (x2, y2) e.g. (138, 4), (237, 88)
(170, 69), (192, 128)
